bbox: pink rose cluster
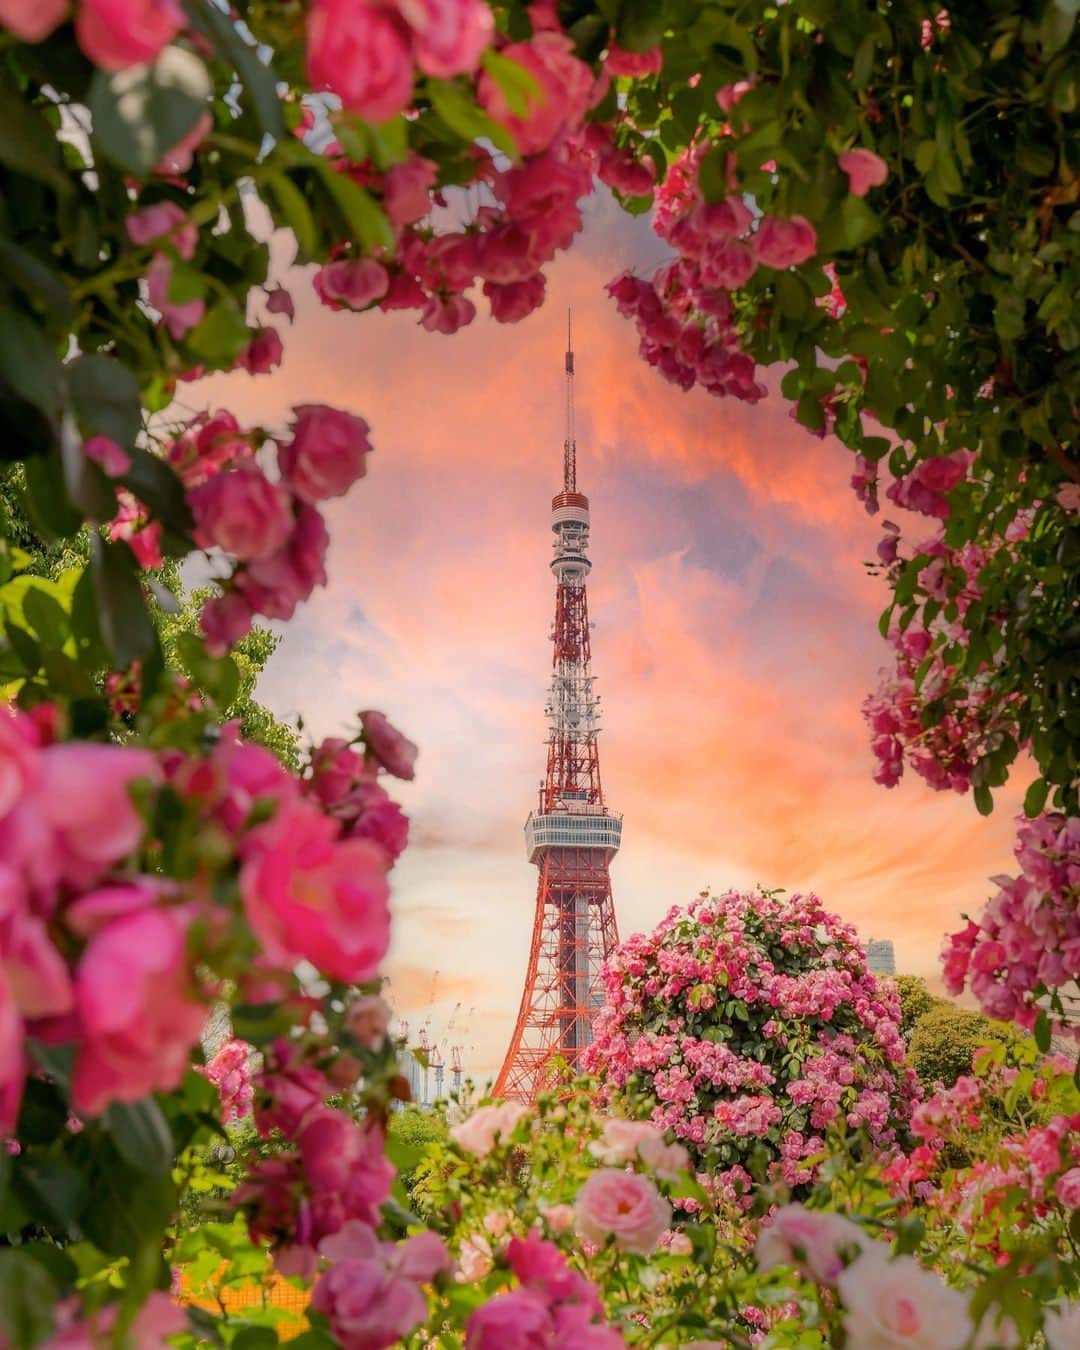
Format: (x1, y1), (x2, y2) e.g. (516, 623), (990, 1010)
(583, 889), (916, 1186)
(0, 0), (183, 71)
(605, 137), (816, 400)
(465, 1229), (624, 1349)
(307, 0), (493, 123)
(307, 31), (601, 334)
(189, 403), (371, 654)
(202, 1037), (254, 1123)
(305, 721), (414, 864)
(942, 812), (1080, 1032)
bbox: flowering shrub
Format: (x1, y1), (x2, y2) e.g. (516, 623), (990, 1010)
(584, 889), (916, 1188)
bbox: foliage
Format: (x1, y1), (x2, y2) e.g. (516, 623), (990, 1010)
(583, 889), (917, 1189)
(893, 974), (942, 1041)
(907, 1002), (1023, 1092)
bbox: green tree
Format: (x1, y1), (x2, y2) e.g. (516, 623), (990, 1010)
(893, 975), (945, 1041)
(907, 1002), (1023, 1090)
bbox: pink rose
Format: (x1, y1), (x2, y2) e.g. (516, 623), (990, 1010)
(755, 1204), (868, 1285)
(637, 1133), (690, 1180)
(0, 965), (24, 1136)
(38, 743), (158, 880)
(306, 0), (414, 121)
(589, 1118), (661, 1165)
(465, 1288), (553, 1350)
(573, 1169), (671, 1255)
(75, 0), (182, 69)
(308, 737), (366, 808)
(0, 0), (67, 41)
(542, 1203), (575, 1234)
(420, 292), (476, 334)
(315, 258), (390, 311)
(278, 404), (372, 503)
(700, 237), (756, 289)
(1045, 1303), (1080, 1350)
(697, 196), (753, 238)
(360, 710), (418, 780)
(753, 214), (817, 268)
(125, 202), (196, 259)
(382, 155), (438, 227)
(477, 33), (593, 156)
(346, 993), (391, 1050)
(604, 43), (662, 76)
(254, 1039), (332, 1139)
(449, 1101), (528, 1156)
(83, 435), (132, 477)
(716, 79), (753, 113)
(457, 1233), (494, 1282)
(240, 802), (390, 983)
(71, 902), (206, 1116)
(397, 0), (493, 77)
(0, 706), (40, 820)
(1055, 1167), (1080, 1209)
(238, 504), (329, 622)
(200, 589), (255, 655)
(837, 1251), (970, 1350)
(190, 464), (294, 560)
(236, 326), (284, 376)
(484, 274), (546, 324)
(838, 148), (888, 197)
(146, 255), (205, 340)
(1057, 482), (1080, 512)
(154, 110), (212, 175)
(266, 287), (295, 321)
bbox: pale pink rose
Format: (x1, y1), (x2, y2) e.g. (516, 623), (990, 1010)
(481, 1210), (510, 1237)
(278, 403), (372, 503)
(590, 1117), (661, 1165)
(382, 155), (438, 227)
(0, 0), (67, 41)
(306, 0), (415, 121)
(83, 435), (132, 477)
(574, 1169), (671, 1255)
(449, 1101), (528, 1156)
(397, 0), (493, 77)
(38, 744), (158, 879)
(465, 1288), (552, 1349)
(753, 214), (817, 268)
(75, 0), (181, 68)
(756, 1204), (868, 1285)
(457, 1233), (494, 1282)
(360, 709), (418, 780)
(837, 1251), (970, 1350)
(666, 1231), (693, 1256)
(542, 1202), (574, 1234)
(1055, 1167), (1080, 1208)
(838, 148), (888, 197)
(71, 904), (206, 1116)
(240, 802), (391, 984)
(189, 463), (294, 561)
(125, 202), (196, 259)
(346, 993), (391, 1050)
(146, 255), (205, 340)
(1057, 482), (1080, 512)
(637, 1133), (690, 1180)
(1045, 1303), (1080, 1350)
(0, 706), (40, 820)
(154, 110), (212, 175)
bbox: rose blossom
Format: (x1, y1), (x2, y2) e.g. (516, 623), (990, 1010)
(238, 503), (330, 623)
(457, 1233), (494, 1282)
(755, 1204), (868, 1285)
(838, 148), (888, 197)
(154, 110), (212, 175)
(200, 589), (255, 654)
(1055, 1167), (1080, 1208)
(38, 744), (159, 880)
(465, 1288), (553, 1349)
(0, 0), (67, 42)
(278, 404), (372, 503)
(75, 0), (182, 70)
(753, 214), (817, 268)
(542, 1202), (575, 1234)
(315, 258), (390, 311)
(0, 707), (39, 819)
(236, 327), (283, 376)
(589, 1117), (661, 1165)
(306, 0), (414, 121)
(837, 1251), (970, 1350)
(125, 202), (197, 259)
(83, 435), (132, 477)
(240, 802), (391, 984)
(145, 255), (205, 340)
(574, 1169), (671, 1255)
(346, 993), (391, 1050)
(360, 709), (418, 779)
(189, 463), (294, 561)
(382, 155), (438, 228)
(397, 0), (493, 78)
(71, 902), (206, 1116)
(476, 32), (593, 156)
(1045, 1303), (1080, 1350)
(1058, 482), (1080, 512)
(450, 1101), (528, 1155)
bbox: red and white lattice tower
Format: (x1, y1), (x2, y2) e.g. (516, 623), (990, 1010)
(494, 316), (622, 1103)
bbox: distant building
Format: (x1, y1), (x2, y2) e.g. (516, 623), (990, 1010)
(866, 939), (896, 976)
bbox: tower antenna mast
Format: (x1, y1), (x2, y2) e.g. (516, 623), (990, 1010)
(564, 309), (576, 493)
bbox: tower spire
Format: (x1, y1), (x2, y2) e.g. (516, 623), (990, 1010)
(564, 308), (576, 493)
(494, 326), (622, 1104)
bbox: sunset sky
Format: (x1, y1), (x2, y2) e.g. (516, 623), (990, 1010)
(196, 186), (1020, 1080)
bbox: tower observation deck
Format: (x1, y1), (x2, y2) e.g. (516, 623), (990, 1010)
(494, 316), (622, 1103)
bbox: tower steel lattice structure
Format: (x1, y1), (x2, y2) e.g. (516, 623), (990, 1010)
(494, 316), (622, 1103)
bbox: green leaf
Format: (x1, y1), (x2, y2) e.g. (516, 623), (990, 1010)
(0, 239), (73, 327)
(24, 452), (83, 539)
(67, 353), (143, 453)
(120, 448), (193, 538)
(0, 78), (71, 195)
(841, 195), (881, 248)
(697, 146), (731, 204)
(22, 586), (69, 649)
(106, 1097), (174, 1176)
(1023, 777), (1049, 818)
(427, 78), (517, 160)
(0, 1249), (56, 1347)
(0, 309), (64, 417)
(89, 46), (211, 174)
(184, 299), (250, 366)
(616, 0), (667, 52)
(16, 1157), (88, 1229)
(974, 783), (994, 816)
(233, 1330), (279, 1350)
(480, 49), (541, 118)
(81, 1148), (177, 1259)
(1034, 1010), (1051, 1053)
(60, 416), (116, 523)
(184, 0), (283, 140)
(89, 534), (157, 669)
(263, 172), (319, 258)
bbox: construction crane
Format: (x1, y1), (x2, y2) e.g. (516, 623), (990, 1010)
(451, 1045), (463, 1096)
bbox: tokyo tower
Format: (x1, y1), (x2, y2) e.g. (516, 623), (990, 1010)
(494, 316), (622, 1103)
